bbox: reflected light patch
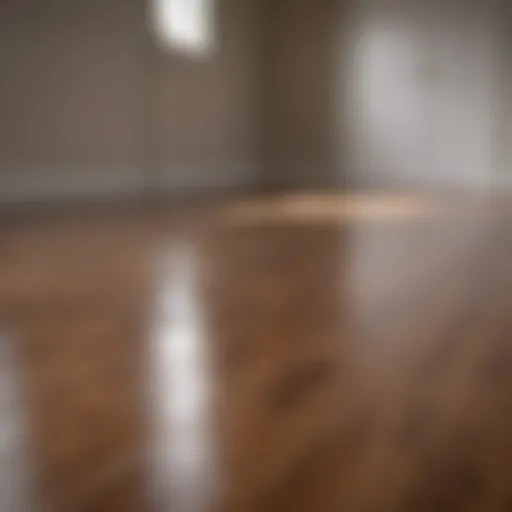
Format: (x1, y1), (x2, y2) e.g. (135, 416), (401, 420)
(219, 193), (440, 225)
(0, 333), (36, 512)
(151, 242), (215, 510)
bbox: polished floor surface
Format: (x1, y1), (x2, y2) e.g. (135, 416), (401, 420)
(1, 193), (512, 511)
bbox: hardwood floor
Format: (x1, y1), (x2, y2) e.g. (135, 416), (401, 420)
(0, 193), (511, 511)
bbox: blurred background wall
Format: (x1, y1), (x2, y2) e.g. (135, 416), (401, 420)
(259, 0), (341, 190)
(0, 0), (263, 201)
(342, 0), (502, 192)
(0, 0), (508, 201)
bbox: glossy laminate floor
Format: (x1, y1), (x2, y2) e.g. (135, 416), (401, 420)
(0, 193), (512, 512)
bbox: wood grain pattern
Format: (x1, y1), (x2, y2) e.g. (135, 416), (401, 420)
(0, 194), (511, 511)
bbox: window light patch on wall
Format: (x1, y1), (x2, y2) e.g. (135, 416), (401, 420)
(151, 0), (215, 57)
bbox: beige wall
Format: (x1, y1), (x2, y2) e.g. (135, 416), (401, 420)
(261, 0), (506, 192)
(261, 0), (341, 189)
(0, 0), (145, 199)
(497, 0), (512, 188)
(150, 0), (263, 190)
(1, 0), (508, 200)
(0, 0), (262, 200)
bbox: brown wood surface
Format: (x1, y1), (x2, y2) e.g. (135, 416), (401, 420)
(0, 194), (511, 511)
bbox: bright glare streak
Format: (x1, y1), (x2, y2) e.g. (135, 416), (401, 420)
(152, 242), (215, 511)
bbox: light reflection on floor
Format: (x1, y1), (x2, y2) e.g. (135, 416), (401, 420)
(0, 333), (38, 512)
(219, 193), (440, 225)
(151, 241), (216, 511)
